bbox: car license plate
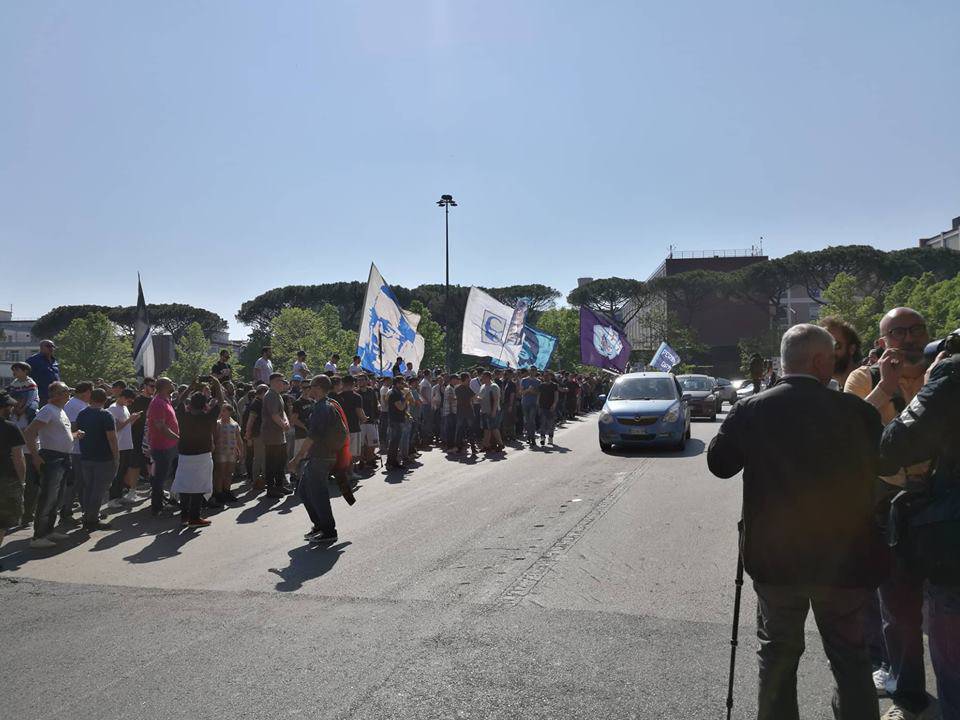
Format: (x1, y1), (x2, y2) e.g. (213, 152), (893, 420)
(629, 428), (651, 436)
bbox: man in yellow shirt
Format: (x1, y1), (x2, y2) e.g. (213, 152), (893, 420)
(845, 307), (934, 720)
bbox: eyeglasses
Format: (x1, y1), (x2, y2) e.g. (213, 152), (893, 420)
(885, 324), (928, 341)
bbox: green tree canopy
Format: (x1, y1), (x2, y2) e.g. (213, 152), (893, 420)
(34, 303), (227, 341)
(819, 272), (881, 346)
(269, 305), (359, 379)
(55, 312), (135, 386)
(536, 308), (586, 372)
(408, 300), (445, 370)
(165, 322), (217, 385)
(566, 277), (650, 324)
(649, 270), (730, 326)
(484, 284), (561, 315)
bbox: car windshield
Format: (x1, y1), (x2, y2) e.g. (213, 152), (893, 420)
(678, 377), (714, 391)
(608, 378), (677, 401)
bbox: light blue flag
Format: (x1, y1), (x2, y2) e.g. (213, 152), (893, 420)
(650, 341), (681, 372)
(491, 325), (557, 370)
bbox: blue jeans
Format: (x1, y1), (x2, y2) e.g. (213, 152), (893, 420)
(60, 453), (83, 515)
(443, 413), (457, 445)
(33, 450), (70, 538)
(522, 403), (539, 442)
(400, 419), (412, 458)
(151, 446), (178, 511)
(299, 457), (336, 534)
(387, 420), (403, 464)
(80, 459), (115, 524)
(927, 583), (960, 720)
(455, 415), (473, 447)
(539, 408), (556, 439)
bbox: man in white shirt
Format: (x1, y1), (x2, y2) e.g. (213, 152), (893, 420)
(324, 353), (340, 374)
(22, 382), (79, 548)
(253, 346), (274, 385)
(106, 388), (143, 507)
(347, 355), (364, 378)
(292, 350), (310, 379)
(60, 381), (92, 526)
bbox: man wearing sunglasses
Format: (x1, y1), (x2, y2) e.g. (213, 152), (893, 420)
(845, 308), (936, 720)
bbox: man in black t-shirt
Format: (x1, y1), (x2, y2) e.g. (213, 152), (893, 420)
(386, 377), (407, 469)
(211, 349), (233, 382)
(244, 385), (268, 489)
(290, 392), (314, 481)
(357, 375), (380, 466)
(501, 369), (518, 443)
(0, 392), (27, 557)
(129, 378), (155, 480)
(537, 372), (560, 445)
(454, 372), (477, 454)
(338, 376), (365, 477)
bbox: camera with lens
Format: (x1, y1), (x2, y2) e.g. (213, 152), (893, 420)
(924, 329), (960, 361)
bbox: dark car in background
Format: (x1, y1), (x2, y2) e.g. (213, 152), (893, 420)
(676, 375), (721, 421)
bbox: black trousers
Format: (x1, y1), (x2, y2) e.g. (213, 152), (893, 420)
(263, 443), (287, 489)
(180, 493), (203, 521)
(754, 582), (878, 720)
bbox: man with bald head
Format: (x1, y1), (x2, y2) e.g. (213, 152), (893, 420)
(845, 308), (936, 719)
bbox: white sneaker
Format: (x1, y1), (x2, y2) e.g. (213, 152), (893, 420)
(121, 489), (140, 505)
(30, 537), (56, 549)
(107, 498), (124, 509)
(874, 667), (891, 697)
(48, 531), (71, 541)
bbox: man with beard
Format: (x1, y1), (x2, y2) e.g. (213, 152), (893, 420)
(821, 316), (862, 390)
(845, 307), (936, 720)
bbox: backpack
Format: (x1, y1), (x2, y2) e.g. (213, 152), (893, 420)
(311, 400), (348, 458)
(868, 365), (907, 414)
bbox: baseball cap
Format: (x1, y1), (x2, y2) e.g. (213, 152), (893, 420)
(291, 374), (303, 382)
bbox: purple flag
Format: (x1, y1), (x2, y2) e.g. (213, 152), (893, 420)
(579, 306), (631, 372)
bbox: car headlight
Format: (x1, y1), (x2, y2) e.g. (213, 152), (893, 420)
(662, 404), (680, 423)
(599, 410), (614, 424)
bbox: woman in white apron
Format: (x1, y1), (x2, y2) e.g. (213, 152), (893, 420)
(172, 378), (223, 527)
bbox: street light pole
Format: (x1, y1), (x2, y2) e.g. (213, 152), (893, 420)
(437, 194), (457, 370)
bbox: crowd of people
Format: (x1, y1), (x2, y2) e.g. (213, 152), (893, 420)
(710, 307), (959, 720)
(0, 340), (608, 561)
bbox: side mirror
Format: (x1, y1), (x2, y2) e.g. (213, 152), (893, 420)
(598, 394), (607, 403)
(681, 393), (692, 402)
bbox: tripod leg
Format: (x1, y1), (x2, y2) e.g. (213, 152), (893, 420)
(726, 522), (745, 720)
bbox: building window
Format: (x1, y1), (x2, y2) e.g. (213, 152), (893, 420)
(808, 306), (820, 321)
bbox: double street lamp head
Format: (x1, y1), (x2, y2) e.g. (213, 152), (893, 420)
(437, 194), (457, 207)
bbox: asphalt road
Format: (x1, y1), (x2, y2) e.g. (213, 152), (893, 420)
(0, 410), (887, 719)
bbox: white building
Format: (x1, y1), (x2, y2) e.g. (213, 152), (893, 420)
(919, 215), (960, 251)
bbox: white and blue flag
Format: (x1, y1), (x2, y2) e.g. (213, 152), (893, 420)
(650, 341), (681, 372)
(461, 287), (523, 368)
(356, 263), (425, 376)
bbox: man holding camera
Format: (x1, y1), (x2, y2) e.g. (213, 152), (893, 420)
(708, 324), (889, 720)
(878, 335), (960, 720)
(845, 308), (938, 719)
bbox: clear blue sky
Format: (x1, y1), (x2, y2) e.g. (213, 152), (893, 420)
(2, 1), (958, 337)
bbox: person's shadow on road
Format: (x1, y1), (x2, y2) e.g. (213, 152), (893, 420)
(235, 493), (296, 524)
(268, 541), (351, 592)
(124, 526), (201, 563)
